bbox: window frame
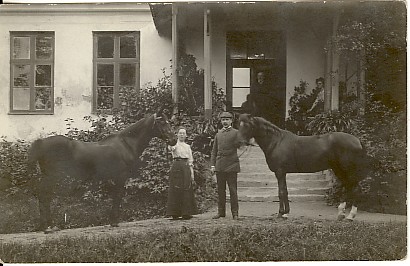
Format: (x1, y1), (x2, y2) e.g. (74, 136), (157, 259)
(9, 31), (55, 114)
(92, 31), (140, 113)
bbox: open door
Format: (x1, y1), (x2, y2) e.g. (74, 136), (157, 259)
(226, 31), (286, 127)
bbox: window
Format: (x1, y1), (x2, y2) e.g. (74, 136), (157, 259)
(227, 31), (283, 60)
(232, 68), (250, 107)
(93, 32), (140, 112)
(10, 32), (54, 114)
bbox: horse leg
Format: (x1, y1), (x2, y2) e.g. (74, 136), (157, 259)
(38, 194), (52, 231)
(37, 175), (56, 231)
(331, 166), (349, 221)
(109, 180), (125, 227)
(337, 202), (347, 221)
(276, 171), (290, 219)
(346, 185), (360, 221)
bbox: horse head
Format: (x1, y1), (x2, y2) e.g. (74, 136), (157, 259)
(153, 109), (178, 146)
(238, 113), (257, 145)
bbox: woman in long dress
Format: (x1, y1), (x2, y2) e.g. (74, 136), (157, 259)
(166, 127), (198, 220)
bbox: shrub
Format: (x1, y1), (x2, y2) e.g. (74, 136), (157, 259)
(1, 55), (223, 233)
(305, 97), (406, 215)
(286, 80), (322, 135)
(286, 79), (406, 214)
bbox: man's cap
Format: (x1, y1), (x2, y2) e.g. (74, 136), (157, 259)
(219, 112), (233, 119)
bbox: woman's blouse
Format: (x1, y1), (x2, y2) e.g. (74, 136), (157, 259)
(169, 140), (194, 166)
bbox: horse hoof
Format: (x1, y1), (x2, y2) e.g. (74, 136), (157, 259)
(337, 214), (346, 221)
(346, 216), (355, 222)
(278, 213), (288, 219)
(44, 226), (60, 234)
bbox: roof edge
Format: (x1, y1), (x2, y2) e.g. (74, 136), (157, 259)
(0, 3), (151, 14)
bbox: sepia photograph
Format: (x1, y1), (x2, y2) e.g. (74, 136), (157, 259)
(0, 0), (407, 263)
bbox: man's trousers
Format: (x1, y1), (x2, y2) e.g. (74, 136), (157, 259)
(216, 172), (238, 216)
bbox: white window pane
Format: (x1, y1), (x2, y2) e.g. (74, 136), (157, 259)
(232, 88), (250, 107)
(13, 37), (30, 59)
(13, 87), (30, 110)
(233, 68), (250, 87)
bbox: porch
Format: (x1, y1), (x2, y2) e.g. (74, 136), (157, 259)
(150, 2), (351, 122)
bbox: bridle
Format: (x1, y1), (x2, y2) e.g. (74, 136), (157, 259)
(153, 113), (168, 141)
(153, 113), (175, 164)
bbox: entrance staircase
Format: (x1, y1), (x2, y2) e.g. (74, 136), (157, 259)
(235, 145), (332, 202)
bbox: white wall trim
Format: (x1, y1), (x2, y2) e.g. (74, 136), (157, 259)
(0, 3), (151, 15)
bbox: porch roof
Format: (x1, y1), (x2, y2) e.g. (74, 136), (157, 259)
(149, 2), (342, 36)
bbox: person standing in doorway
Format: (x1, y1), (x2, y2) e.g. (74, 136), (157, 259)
(253, 71), (270, 95)
(211, 112), (241, 220)
(166, 127), (198, 220)
(307, 77), (325, 115)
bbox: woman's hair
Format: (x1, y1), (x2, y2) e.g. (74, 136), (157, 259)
(316, 77), (325, 84)
(177, 126), (187, 133)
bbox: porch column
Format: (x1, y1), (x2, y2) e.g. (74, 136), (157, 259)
(324, 43), (332, 112)
(325, 10), (341, 112)
(357, 48), (366, 115)
(204, 7), (212, 119)
(171, 4), (179, 115)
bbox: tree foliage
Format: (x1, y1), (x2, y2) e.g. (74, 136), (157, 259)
(335, 1), (406, 110)
(1, 55), (227, 232)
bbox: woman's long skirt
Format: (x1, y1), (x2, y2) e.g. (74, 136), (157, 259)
(166, 160), (198, 217)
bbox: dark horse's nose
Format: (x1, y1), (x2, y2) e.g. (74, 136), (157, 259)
(168, 137), (178, 146)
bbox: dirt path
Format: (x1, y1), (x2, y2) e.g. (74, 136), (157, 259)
(0, 202), (406, 245)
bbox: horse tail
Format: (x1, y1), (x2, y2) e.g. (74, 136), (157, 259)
(357, 140), (377, 180)
(27, 139), (43, 175)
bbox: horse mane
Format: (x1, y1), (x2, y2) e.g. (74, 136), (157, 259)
(118, 114), (155, 137)
(253, 117), (290, 137)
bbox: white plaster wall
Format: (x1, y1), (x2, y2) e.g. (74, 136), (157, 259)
(184, 24), (227, 92)
(140, 23), (173, 87)
(0, 5), (172, 141)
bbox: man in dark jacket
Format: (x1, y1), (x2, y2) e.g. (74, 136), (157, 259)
(211, 112), (241, 220)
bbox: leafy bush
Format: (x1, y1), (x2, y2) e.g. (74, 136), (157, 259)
(286, 80), (322, 135)
(286, 79), (406, 214)
(305, 96), (406, 215)
(306, 111), (355, 134)
(349, 98), (406, 214)
(0, 55), (224, 233)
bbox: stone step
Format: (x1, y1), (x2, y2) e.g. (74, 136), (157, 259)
(237, 178), (330, 188)
(232, 145), (331, 202)
(237, 186), (328, 195)
(238, 151), (266, 159)
(239, 158), (269, 166)
(238, 194), (326, 202)
(238, 172), (329, 180)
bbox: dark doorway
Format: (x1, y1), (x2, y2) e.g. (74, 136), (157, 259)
(226, 31), (286, 127)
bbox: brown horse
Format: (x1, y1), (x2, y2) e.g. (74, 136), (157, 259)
(238, 114), (369, 220)
(27, 111), (177, 231)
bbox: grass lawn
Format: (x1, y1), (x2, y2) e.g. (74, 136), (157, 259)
(0, 217), (406, 262)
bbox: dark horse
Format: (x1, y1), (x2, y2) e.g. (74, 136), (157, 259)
(27, 111), (177, 231)
(238, 114), (368, 220)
